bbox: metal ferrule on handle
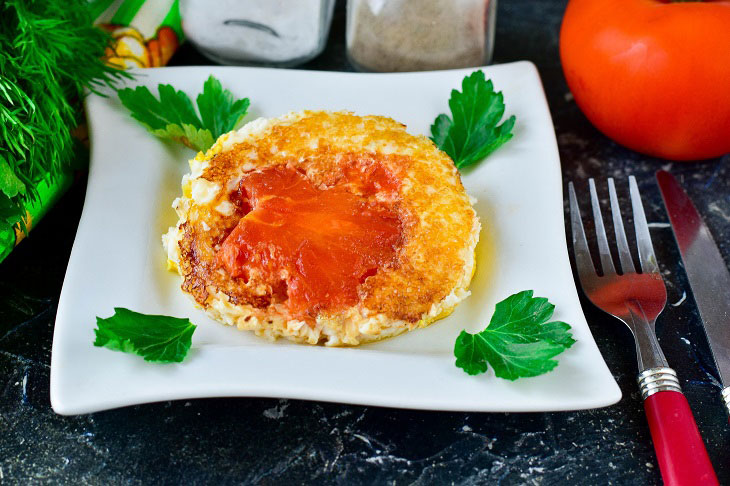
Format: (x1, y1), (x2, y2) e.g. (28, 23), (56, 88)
(637, 367), (682, 399)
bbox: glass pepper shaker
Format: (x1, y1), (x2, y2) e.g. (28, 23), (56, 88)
(346, 0), (497, 72)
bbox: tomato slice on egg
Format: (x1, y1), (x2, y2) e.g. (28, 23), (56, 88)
(217, 164), (403, 320)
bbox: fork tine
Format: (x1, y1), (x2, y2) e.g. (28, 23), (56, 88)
(608, 178), (636, 274)
(589, 179), (616, 275)
(629, 176), (659, 274)
(569, 182), (597, 282)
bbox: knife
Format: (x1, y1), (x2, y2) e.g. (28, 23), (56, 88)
(657, 170), (730, 416)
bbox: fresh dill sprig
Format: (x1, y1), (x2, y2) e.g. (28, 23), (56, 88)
(0, 0), (128, 260)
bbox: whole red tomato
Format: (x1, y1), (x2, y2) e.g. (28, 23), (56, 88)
(560, 0), (730, 161)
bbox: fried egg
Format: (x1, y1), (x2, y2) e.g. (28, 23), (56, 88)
(163, 111), (480, 346)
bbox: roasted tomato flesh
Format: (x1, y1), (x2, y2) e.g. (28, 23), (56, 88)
(217, 163), (402, 319)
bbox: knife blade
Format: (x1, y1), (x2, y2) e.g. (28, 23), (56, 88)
(657, 170), (730, 416)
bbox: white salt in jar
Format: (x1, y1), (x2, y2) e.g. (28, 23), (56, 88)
(181, 0), (336, 66)
(346, 0), (497, 72)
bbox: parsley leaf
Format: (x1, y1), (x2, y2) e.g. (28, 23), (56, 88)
(117, 75), (249, 153)
(454, 290), (575, 380)
(151, 123), (215, 154)
(197, 76), (250, 140)
(93, 308), (197, 363)
(431, 70), (516, 169)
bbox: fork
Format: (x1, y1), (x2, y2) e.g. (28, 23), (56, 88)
(569, 177), (717, 486)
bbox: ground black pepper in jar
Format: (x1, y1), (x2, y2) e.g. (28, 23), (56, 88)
(346, 0), (497, 72)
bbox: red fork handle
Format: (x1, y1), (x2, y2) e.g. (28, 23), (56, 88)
(644, 391), (718, 485)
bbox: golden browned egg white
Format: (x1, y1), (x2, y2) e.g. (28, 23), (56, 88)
(163, 111), (480, 346)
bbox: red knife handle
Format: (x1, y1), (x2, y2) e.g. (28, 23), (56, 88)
(639, 368), (718, 485)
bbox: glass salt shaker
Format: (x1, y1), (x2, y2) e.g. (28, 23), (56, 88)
(346, 0), (497, 72)
(180, 0), (336, 67)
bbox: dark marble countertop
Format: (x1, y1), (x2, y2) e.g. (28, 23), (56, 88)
(2, 0), (728, 483)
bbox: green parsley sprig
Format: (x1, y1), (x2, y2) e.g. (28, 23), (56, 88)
(117, 75), (250, 153)
(454, 290), (575, 380)
(431, 70), (516, 169)
(94, 308), (197, 363)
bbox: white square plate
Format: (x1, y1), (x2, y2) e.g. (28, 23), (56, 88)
(51, 62), (621, 415)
